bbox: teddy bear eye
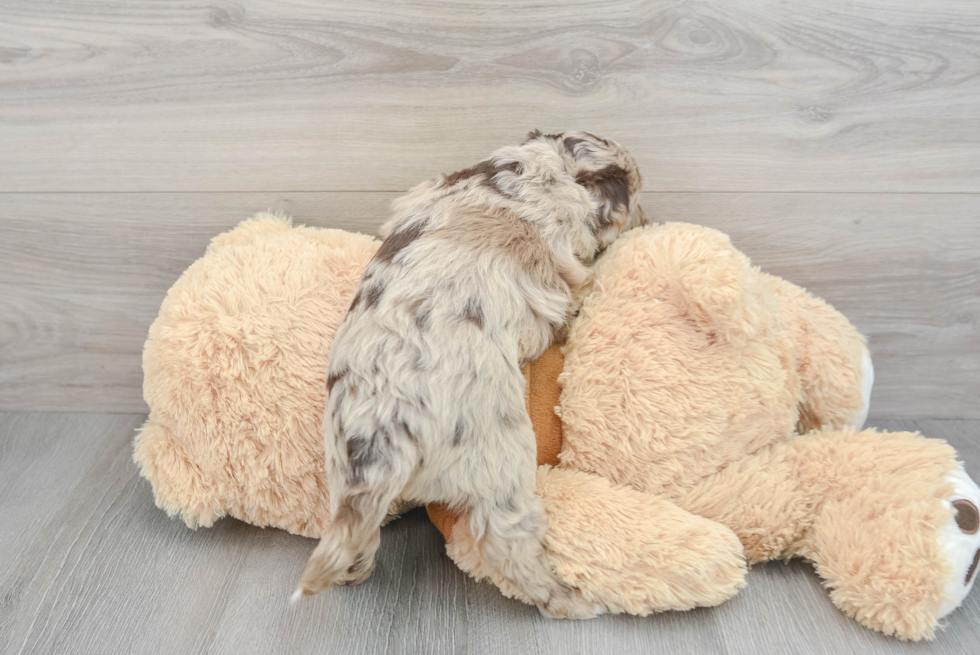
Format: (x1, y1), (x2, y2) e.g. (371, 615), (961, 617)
(953, 499), (979, 535)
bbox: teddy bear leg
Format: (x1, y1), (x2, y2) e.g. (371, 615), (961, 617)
(791, 429), (975, 640)
(670, 427), (977, 640)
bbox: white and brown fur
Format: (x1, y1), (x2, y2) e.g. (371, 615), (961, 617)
(294, 131), (646, 617)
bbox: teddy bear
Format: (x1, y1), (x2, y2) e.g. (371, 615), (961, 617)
(430, 222), (980, 640)
(134, 215), (979, 641)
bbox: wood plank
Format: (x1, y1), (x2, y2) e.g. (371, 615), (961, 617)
(2, 192), (976, 417)
(0, 413), (977, 654)
(0, 192), (390, 413)
(1, 0), (979, 193)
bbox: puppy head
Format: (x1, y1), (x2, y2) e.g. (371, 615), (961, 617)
(523, 130), (647, 250)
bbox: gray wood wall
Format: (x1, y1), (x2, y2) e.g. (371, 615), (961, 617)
(1, 0), (978, 418)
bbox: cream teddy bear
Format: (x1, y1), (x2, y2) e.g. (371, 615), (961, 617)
(135, 217), (978, 641)
(433, 222), (979, 641)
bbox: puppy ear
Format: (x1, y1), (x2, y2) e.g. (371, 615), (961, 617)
(523, 129), (543, 144)
(575, 165), (630, 228)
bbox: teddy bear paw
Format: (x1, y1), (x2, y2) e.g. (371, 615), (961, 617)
(936, 463), (980, 619)
(846, 346), (875, 429)
(537, 584), (606, 620)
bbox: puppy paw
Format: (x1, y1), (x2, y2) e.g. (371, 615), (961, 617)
(335, 559), (375, 587)
(335, 538), (380, 587)
(334, 551), (376, 586)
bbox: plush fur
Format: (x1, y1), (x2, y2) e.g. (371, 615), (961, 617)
(136, 217), (977, 640)
(671, 427), (958, 639)
(294, 131), (647, 617)
(135, 217), (378, 537)
(436, 222), (975, 640)
(557, 222), (870, 495)
(446, 465), (747, 614)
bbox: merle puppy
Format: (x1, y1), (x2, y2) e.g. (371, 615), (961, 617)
(295, 131), (646, 617)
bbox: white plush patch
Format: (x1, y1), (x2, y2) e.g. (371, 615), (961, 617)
(847, 347), (874, 429)
(936, 465), (980, 619)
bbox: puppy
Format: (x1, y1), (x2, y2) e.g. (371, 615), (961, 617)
(295, 130), (646, 617)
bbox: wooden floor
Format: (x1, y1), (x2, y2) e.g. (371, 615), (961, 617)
(2, 1), (979, 653)
(0, 413), (977, 655)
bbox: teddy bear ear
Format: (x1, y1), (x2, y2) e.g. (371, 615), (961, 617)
(652, 223), (775, 344)
(208, 213), (293, 250)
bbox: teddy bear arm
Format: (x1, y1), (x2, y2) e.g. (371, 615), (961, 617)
(439, 466), (747, 615)
(134, 419), (225, 529)
(764, 273), (872, 431)
(795, 430), (979, 640)
(667, 437), (821, 564)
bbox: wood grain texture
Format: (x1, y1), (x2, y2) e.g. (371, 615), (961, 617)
(1, 0), (979, 193)
(0, 413), (977, 655)
(1, 192), (977, 418)
(0, 192), (390, 413)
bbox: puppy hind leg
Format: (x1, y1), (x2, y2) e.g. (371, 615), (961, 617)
(294, 446), (414, 597)
(460, 410), (599, 618)
(335, 523), (381, 586)
(472, 486), (600, 619)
